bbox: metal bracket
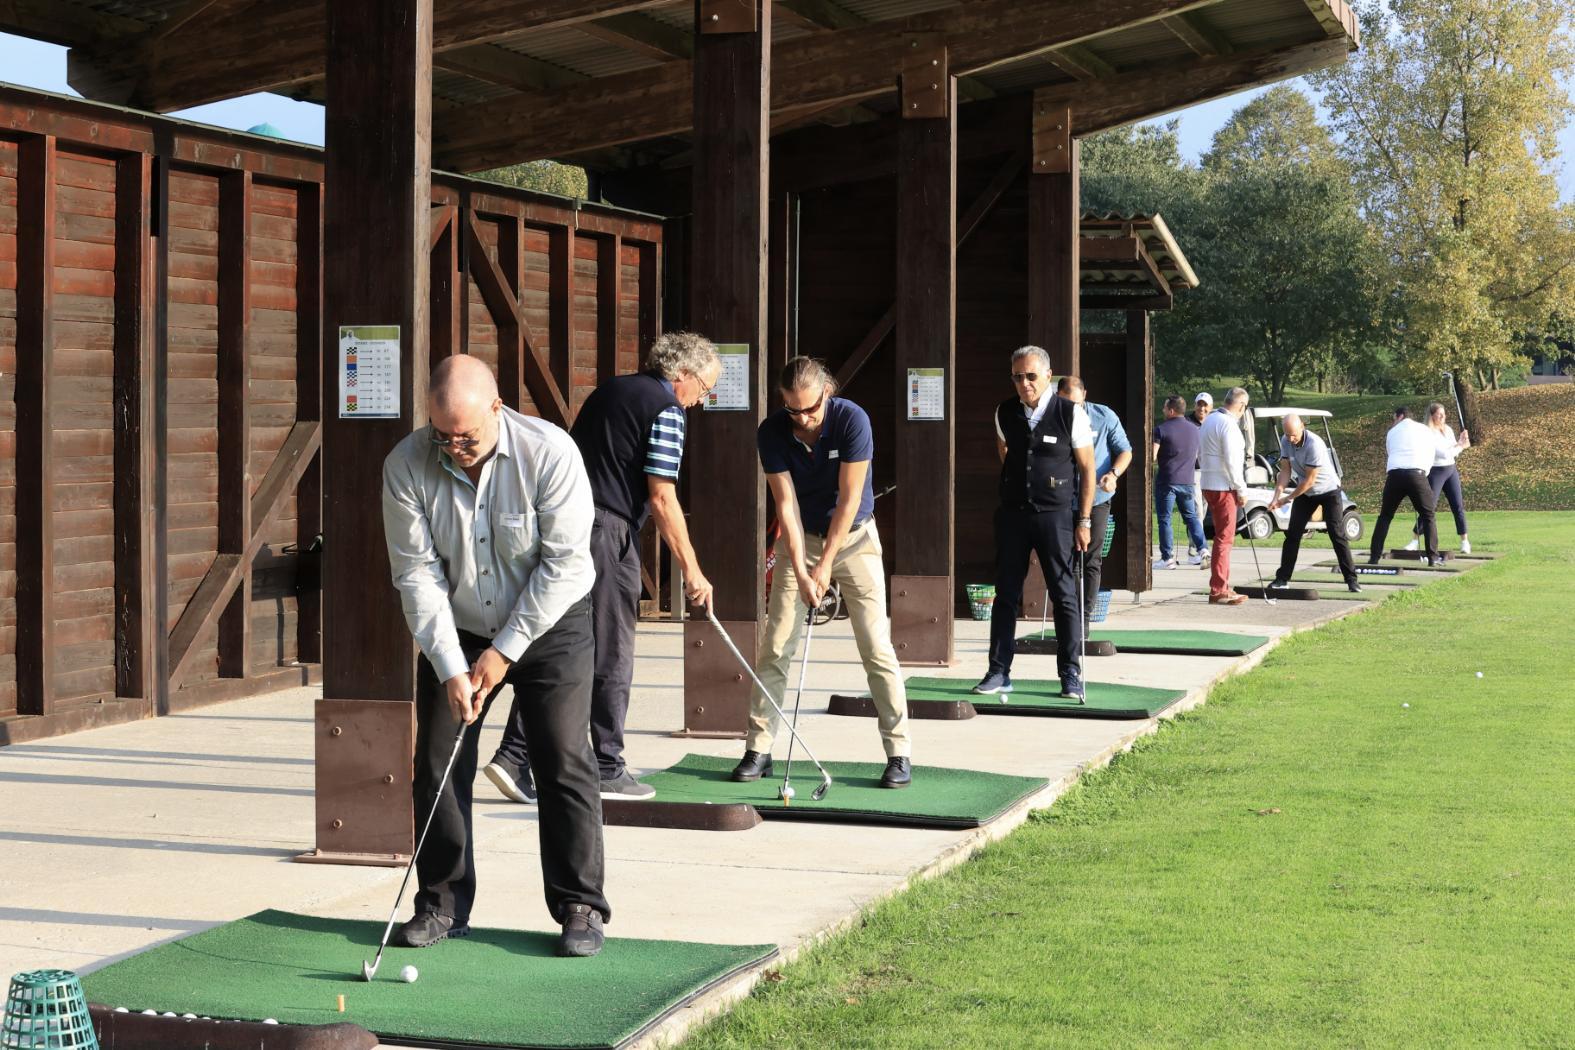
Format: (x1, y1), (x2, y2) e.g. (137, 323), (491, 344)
(1031, 94), (1073, 174)
(900, 34), (949, 119)
(296, 698), (414, 866)
(699, 0), (757, 34)
(677, 619), (754, 737)
(890, 574), (953, 666)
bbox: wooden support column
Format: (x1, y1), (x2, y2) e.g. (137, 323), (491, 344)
(596, 233), (621, 381)
(113, 152), (161, 702)
(15, 135), (56, 716)
(1113, 310), (1154, 594)
(306, 0), (432, 866)
(296, 183), (324, 664)
(891, 50), (956, 667)
(1029, 96), (1079, 376)
(637, 241), (661, 360)
(548, 223), (575, 399)
(429, 203), (461, 363)
(498, 217), (525, 411)
(217, 170), (253, 679)
(681, 0), (769, 737)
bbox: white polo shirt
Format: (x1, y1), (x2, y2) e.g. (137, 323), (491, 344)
(1385, 418), (1436, 471)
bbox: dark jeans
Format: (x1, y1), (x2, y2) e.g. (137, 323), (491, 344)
(413, 600), (609, 927)
(1414, 465), (1467, 537)
(989, 505), (1081, 681)
(1154, 482), (1206, 560)
(1275, 489), (1355, 584)
(493, 507), (643, 781)
(1080, 502), (1112, 631)
(1370, 468), (1436, 563)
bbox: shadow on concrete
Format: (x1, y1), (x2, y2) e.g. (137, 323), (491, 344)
(0, 771), (313, 796)
(0, 908), (212, 932)
(5, 744), (315, 767)
(0, 831), (301, 859)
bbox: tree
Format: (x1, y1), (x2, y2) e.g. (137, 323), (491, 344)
(475, 160), (588, 198)
(1312, 0), (1575, 438)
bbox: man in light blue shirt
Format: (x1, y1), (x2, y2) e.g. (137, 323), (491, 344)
(1058, 378), (1132, 626)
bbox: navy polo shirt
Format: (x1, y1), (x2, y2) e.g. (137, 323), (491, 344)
(758, 396), (875, 535)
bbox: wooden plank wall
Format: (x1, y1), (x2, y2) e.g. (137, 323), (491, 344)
(0, 87), (662, 744)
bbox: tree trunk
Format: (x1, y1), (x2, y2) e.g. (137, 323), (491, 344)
(1489, 365), (1500, 391)
(1452, 373), (1483, 442)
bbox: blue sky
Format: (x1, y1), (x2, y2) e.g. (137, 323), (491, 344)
(2, 29), (1571, 198)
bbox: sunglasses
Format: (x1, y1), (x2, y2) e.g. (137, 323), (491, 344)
(1011, 372), (1042, 384)
(783, 391), (826, 418)
(430, 427), (484, 450)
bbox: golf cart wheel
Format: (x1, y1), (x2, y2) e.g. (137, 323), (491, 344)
(1340, 510), (1364, 541)
(813, 589), (841, 626)
(1245, 510), (1274, 541)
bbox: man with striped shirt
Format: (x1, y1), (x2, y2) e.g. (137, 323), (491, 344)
(484, 333), (722, 803)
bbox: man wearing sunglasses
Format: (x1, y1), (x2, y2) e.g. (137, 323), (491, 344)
(381, 354), (608, 957)
(483, 332), (722, 805)
(973, 346), (1096, 701)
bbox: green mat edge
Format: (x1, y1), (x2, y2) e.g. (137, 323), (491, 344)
(1013, 630), (1271, 656)
(1188, 589), (1379, 602)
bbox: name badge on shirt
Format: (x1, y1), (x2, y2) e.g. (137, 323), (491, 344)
(501, 513), (527, 528)
(1043, 435), (1057, 444)
(829, 449), (840, 459)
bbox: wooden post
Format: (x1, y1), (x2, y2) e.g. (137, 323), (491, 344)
(1029, 96), (1079, 376)
(891, 55), (956, 667)
(680, 0), (770, 736)
(548, 223), (575, 400)
(15, 135), (56, 716)
(1115, 310), (1154, 594)
(596, 233), (622, 382)
(217, 170), (253, 679)
(637, 240), (661, 360)
(429, 204), (462, 363)
(306, 0), (432, 865)
(296, 183), (324, 665)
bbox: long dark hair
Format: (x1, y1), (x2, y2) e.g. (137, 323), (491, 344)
(779, 356), (837, 398)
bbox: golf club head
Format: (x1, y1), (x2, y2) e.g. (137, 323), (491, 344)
(811, 778), (830, 801)
(360, 959), (377, 982)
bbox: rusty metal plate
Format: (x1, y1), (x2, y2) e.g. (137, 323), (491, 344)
(829, 693), (975, 720)
(900, 34), (949, 119)
(1031, 95), (1072, 174)
(305, 698), (414, 864)
(699, 0), (756, 34)
(1020, 552), (1050, 620)
(679, 619), (754, 737)
(603, 799), (761, 831)
(890, 574), (953, 666)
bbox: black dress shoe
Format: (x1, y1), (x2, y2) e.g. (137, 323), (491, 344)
(878, 757), (911, 789)
(1347, 580), (1363, 593)
(392, 912), (468, 948)
(731, 750), (773, 782)
(557, 904), (604, 958)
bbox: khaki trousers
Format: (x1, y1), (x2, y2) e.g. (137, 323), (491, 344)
(746, 521), (910, 759)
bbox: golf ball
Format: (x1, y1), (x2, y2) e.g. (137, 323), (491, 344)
(400, 965), (419, 983)
(1476, 671), (1484, 678)
(1402, 703), (1409, 709)
(780, 786), (795, 800)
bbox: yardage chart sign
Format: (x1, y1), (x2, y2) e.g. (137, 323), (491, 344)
(703, 343), (751, 411)
(338, 325), (401, 418)
(907, 367), (945, 420)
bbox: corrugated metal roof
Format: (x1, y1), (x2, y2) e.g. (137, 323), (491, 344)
(496, 25), (662, 79)
(1082, 212), (1199, 292)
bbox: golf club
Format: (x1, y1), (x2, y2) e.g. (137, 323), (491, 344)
(361, 717), (468, 982)
(779, 601), (819, 805)
(1072, 546), (1086, 704)
(1244, 518), (1276, 606)
(704, 606), (832, 801)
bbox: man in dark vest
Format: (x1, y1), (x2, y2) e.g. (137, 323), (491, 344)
(972, 346), (1096, 701)
(483, 332), (721, 804)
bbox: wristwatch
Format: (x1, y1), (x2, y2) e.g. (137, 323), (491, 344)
(1077, 517), (1092, 528)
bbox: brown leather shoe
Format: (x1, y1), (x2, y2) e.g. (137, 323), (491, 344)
(1209, 593), (1248, 606)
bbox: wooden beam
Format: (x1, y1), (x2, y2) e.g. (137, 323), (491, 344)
(113, 152), (160, 702)
(433, 44), (586, 94)
(548, 223), (576, 406)
(1081, 292), (1173, 311)
(15, 134), (55, 716)
(435, 0), (1231, 169)
(496, 216), (525, 413)
(217, 170), (253, 679)
(1029, 133), (1079, 376)
(637, 241), (661, 361)
(68, 0), (668, 111)
(1161, 11), (1233, 57)
(430, 205), (463, 363)
(296, 183), (324, 666)
(169, 422), (324, 691)
(147, 0), (235, 42)
(1045, 43), (1116, 81)
(0, 0), (146, 48)
(776, 0), (861, 31)
(580, 13), (693, 60)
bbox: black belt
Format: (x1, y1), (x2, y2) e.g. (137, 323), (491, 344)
(1388, 468), (1427, 476)
(813, 518), (868, 539)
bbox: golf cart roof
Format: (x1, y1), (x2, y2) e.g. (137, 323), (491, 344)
(1251, 407), (1334, 420)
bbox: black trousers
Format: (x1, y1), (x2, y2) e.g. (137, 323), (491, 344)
(1370, 468), (1436, 562)
(494, 507), (643, 780)
(1275, 489), (1356, 585)
(989, 505), (1081, 681)
(1079, 501), (1112, 630)
(413, 600), (609, 927)
(1414, 465), (1467, 537)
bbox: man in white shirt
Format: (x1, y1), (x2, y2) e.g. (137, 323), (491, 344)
(1368, 406), (1439, 565)
(1198, 387), (1251, 604)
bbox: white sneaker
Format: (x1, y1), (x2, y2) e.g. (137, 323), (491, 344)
(1402, 538), (1419, 552)
(1187, 551), (1205, 566)
(1460, 538), (1472, 554)
(1153, 556), (1178, 570)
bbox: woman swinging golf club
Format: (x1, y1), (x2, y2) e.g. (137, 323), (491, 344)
(731, 357), (913, 790)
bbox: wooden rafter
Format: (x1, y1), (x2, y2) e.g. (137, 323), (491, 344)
(0, 0), (147, 48)
(436, 0), (1230, 169)
(579, 13), (692, 60)
(1045, 43), (1116, 81)
(1161, 12), (1233, 57)
(147, 0), (236, 42)
(434, 44), (587, 94)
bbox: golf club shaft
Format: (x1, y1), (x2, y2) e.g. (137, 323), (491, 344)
(1245, 523), (1275, 604)
(780, 603), (816, 796)
(704, 607), (833, 792)
(1443, 371), (1465, 429)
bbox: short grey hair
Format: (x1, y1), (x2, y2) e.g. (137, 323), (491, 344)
(645, 331), (719, 381)
(1224, 386), (1249, 408)
(1011, 346), (1051, 373)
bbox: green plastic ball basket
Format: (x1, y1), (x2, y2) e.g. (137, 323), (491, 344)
(965, 583), (995, 621)
(2, 970), (98, 1050)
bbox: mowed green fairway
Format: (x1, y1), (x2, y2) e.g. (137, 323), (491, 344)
(683, 512), (1575, 1049)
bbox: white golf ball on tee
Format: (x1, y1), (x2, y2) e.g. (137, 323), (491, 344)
(780, 786), (795, 800)
(400, 964), (419, 983)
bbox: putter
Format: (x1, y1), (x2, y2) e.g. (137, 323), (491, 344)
(704, 606), (832, 801)
(361, 717), (469, 982)
(1244, 521), (1276, 606)
(779, 601), (819, 805)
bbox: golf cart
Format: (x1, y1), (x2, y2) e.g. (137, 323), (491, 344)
(1204, 407), (1363, 543)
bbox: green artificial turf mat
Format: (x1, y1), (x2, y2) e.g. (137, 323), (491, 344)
(1283, 573), (1423, 587)
(905, 676), (1189, 720)
(1190, 589), (1379, 602)
(80, 910), (775, 1049)
(1318, 558), (1469, 573)
(1015, 628), (1271, 656)
(637, 754), (1046, 828)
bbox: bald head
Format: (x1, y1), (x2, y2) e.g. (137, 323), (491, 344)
(429, 355), (502, 469)
(1282, 413), (1304, 442)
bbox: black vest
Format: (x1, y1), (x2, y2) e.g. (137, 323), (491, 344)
(569, 372), (681, 529)
(997, 395), (1078, 511)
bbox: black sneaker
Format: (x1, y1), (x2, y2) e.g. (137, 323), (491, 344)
(1060, 671), (1086, 704)
(1347, 580), (1363, 593)
(731, 750), (773, 782)
(599, 769), (655, 800)
(1268, 579), (1290, 590)
(557, 904), (604, 958)
(971, 671), (1013, 695)
(483, 760), (537, 804)
(878, 757), (912, 789)
(392, 912), (469, 948)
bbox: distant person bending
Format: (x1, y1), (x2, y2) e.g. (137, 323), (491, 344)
(1404, 401), (1471, 555)
(1265, 413), (1360, 593)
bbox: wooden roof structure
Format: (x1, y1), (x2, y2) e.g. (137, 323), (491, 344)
(5, 0), (1358, 172)
(1081, 212), (1199, 312)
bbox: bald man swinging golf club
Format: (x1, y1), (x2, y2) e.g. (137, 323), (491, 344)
(1265, 413), (1361, 593)
(381, 355), (609, 958)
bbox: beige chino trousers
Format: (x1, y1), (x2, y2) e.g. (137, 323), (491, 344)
(746, 520), (910, 759)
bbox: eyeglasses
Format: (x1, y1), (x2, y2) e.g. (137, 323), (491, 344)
(1011, 372), (1041, 384)
(691, 371), (717, 397)
(431, 427), (484, 450)
(783, 391), (826, 418)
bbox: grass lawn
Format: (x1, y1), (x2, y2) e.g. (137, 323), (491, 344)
(682, 511), (1575, 1049)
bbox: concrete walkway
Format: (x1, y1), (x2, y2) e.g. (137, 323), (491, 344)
(0, 543), (1429, 1046)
